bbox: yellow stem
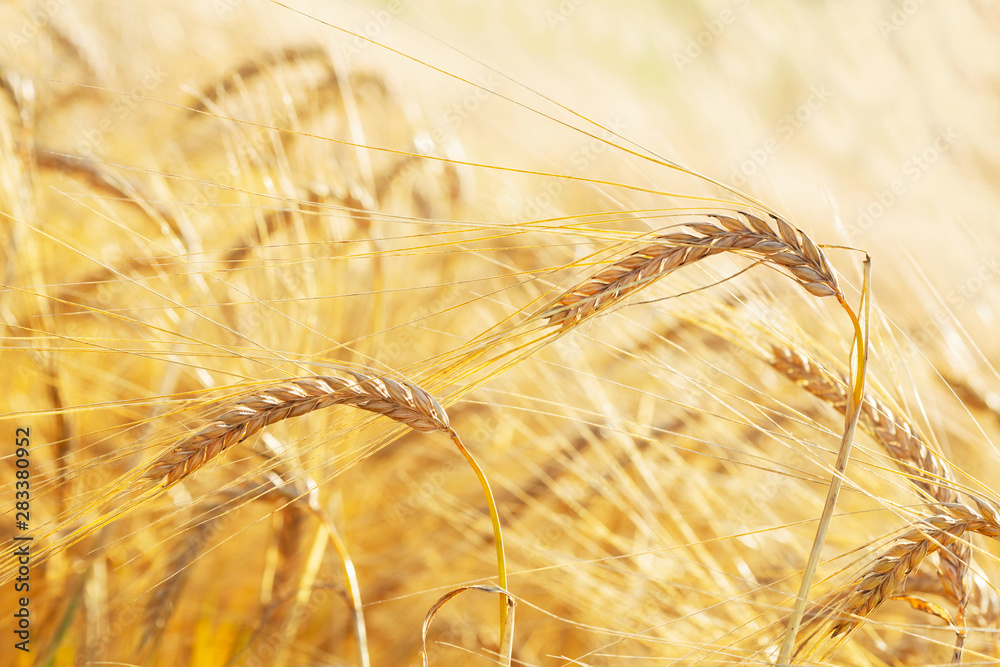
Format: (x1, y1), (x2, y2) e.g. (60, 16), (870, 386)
(317, 512), (370, 667)
(450, 429), (509, 632)
(838, 293), (866, 406)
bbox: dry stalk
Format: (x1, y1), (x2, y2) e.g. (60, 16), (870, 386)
(144, 371), (449, 487)
(545, 211), (842, 328)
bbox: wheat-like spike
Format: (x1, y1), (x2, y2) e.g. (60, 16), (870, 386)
(941, 370), (1000, 415)
(138, 490), (251, 654)
(144, 372), (450, 486)
(36, 147), (185, 238)
(796, 516), (1000, 658)
(545, 212), (842, 327)
(263, 499), (310, 665)
(771, 345), (962, 506)
(139, 523), (209, 653)
(43, 16), (107, 86)
(223, 184), (357, 264)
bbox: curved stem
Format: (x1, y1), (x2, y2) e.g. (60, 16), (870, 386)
(450, 429), (509, 632)
(838, 292), (867, 406)
(317, 512), (370, 667)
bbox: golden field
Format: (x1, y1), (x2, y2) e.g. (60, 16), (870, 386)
(1, 1), (999, 665)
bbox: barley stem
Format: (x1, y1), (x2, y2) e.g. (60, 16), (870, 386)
(450, 429), (509, 633)
(317, 512), (370, 667)
(778, 255), (870, 664)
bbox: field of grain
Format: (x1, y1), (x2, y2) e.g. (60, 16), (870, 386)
(2, 1), (1000, 665)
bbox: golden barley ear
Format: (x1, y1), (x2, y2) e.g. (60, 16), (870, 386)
(770, 345), (962, 506)
(0, 67), (34, 127)
(905, 566), (1000, 630)
(143, 371), (450, 487)
(139, 368), (509, 647)
(544, 211), (842, 328)
(35, 147), (183, 235)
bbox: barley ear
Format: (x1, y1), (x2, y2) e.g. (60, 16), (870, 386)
(143, 371), (451, 487)
(543, 211), (844, 328)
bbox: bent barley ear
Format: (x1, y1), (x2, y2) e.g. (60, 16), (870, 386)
(770, 345), (963, 506)
(140, 369), (508, 643)
(545, 211), (842, 327)
(768, 344), (1000, 661)
(145, 371), (451, 486)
